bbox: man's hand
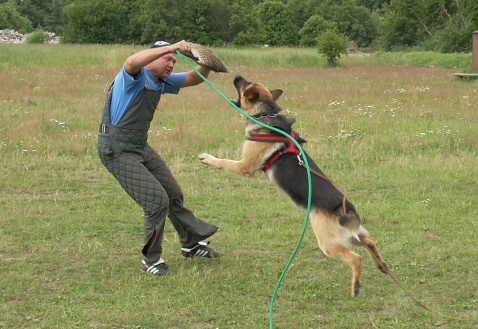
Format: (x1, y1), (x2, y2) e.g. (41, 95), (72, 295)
(170, 40), (192, 55)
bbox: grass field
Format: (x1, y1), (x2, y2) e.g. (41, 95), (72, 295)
(1, 44), (477, 329)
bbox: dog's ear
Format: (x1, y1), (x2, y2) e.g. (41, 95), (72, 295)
(271, 89), (283, 101)
(243, 87), (259, 103)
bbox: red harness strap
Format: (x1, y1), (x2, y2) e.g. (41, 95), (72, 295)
(248, 130), (302, 172)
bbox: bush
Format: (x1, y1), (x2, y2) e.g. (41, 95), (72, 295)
(317, 29), (348, 65)
(422, 19), (474, 53)
(26, 30), (49, 44)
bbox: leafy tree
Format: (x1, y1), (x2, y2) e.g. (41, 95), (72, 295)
(285, 0), (321, 31)
(464, 0), (478, 24)
(299, 15), (335, 47)
(5, 0), (72, 34)
(9, 0), (47, 30)
(229, 0), (265, 45)
(426, 18), (473, 53)
(422, 0), (478, 53)
(63, 0), (128, 44)
(357, 0), (390, 10)
(127, 0), (176, 44)
(317, 0), (379, 48)
(208, 0), (234, 45)
(349, 6), (380, 48)
(166, 0), (199, 43)
(127, 0), (230, 46)
(446, 0), (478, 52)
(379, 0), (425, 50)
(317, 29), (348, 65)
(170, 0), (213, 44)
(44, 0), (72, 35)
(0, 0), (475, 51)
(0, 2), (33, 33)
(378, 0), (476, 51)
(255, 0), (299, 46)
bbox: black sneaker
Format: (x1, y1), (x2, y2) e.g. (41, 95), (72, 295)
(140, 260), (176, 275)
(181, 241), (224, 258)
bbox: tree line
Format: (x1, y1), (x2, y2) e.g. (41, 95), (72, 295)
(1, 0), (477, 52)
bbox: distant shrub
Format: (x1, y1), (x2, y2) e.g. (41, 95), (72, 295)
(317, 29), (348, 65)
(27, 30), (49, 44)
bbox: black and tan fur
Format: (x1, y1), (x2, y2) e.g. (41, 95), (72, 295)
(199, 76), (387, 296)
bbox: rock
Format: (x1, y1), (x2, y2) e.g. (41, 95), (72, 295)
(0, 29), (60, 44)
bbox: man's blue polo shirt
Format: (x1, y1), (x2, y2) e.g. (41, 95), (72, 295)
(109, 65), (187, 125)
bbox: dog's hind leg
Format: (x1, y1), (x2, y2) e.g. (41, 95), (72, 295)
(326, 243), (363, 297)
(359, 235), (388, 274)
(310, 210), (363, 297)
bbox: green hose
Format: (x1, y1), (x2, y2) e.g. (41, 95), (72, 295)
(177, 51), (313, 329)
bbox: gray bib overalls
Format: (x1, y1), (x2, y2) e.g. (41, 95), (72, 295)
(97, 81), (217, 264)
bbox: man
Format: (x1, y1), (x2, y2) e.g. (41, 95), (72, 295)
(97, 40), (223, 276)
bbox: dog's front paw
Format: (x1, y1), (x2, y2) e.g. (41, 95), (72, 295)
(199, 153), (216, 165)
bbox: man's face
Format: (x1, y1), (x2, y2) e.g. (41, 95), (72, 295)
(155, 54), (177, 79)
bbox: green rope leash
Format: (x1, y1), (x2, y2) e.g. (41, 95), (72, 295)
(177, 51), (313, 329)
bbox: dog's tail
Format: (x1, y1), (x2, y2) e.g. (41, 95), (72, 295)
(339, 212), (361, 241)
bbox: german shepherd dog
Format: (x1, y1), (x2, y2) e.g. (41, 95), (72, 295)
(199, 76), (387, 296)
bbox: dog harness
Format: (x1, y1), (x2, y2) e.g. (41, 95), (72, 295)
(248, 130), (303, 172)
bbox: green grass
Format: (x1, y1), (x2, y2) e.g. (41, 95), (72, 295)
(370, 51), (473, 70)
(1, 44), (477, 329)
